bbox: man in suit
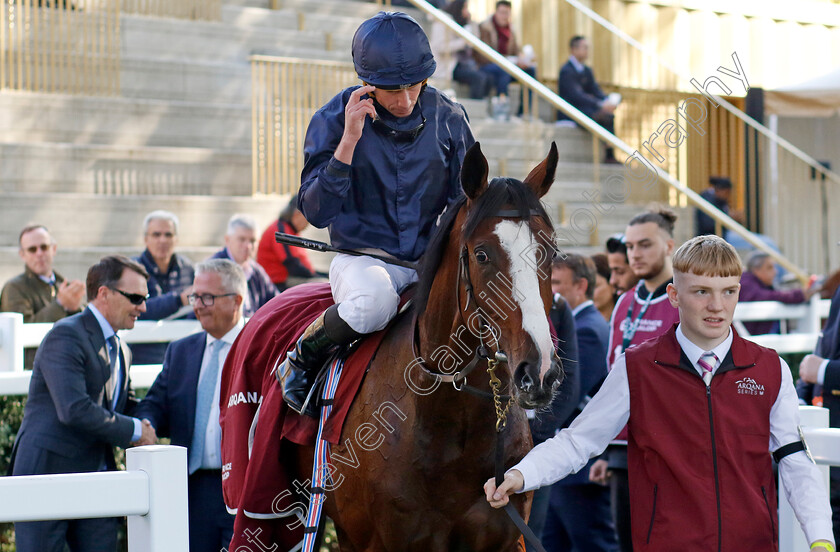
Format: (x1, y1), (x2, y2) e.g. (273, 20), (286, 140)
(557, 36), (619, 163)
(542, 253), (619, 552)
(10, 255), (156, 552)
(134, 258), (247, 552)
(799, 284), (840, 543)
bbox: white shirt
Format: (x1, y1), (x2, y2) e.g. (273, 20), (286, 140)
(571, 299), (594, 317)
(197, 319), (244, 469)
(511, 324), (834, 544)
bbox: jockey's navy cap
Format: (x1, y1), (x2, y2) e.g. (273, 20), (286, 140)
(352, 12), (436, 89)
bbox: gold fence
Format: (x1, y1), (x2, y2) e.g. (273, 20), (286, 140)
(121, 0), (220, 20)
(251, 55), (357, 196)
(1, 0), (120, 95)
(604, 85), (840, 274)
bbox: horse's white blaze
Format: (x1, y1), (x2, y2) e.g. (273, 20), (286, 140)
(494, 220), (553, 378)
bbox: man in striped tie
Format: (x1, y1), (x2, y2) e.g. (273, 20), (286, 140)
(486, 235), (835, 552)
(135, 259), (247, 552)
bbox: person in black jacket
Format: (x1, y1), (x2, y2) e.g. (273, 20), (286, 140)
(557, 36), (619, 163)
(525, 294), (579, 551)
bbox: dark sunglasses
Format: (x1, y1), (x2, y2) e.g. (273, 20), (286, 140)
(371, 115), (426, 142)
(24, 244), (51, 254)
(111, 288), (149, 305)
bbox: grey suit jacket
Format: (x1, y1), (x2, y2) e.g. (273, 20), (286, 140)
(9, 307), (137, 476)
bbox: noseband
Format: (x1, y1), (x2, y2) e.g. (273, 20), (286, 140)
(412, 207), (544, 410)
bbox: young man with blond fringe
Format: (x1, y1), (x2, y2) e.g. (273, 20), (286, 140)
(485, 235), (835, 551)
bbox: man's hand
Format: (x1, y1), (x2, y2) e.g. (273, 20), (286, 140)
(809, 541), (833, 552)
(800, 354), (825, 384)
(334, 85), (377, 164)
(133, 419), (157, 446)
(484, 470), (524, 509)
(56, 279), (85, 312)
(180, 286), (194, 307)
(589, 459), (611, 485)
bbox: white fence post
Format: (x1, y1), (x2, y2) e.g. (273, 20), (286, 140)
(779, 406), (830, 552)
(801, 294), (823, 334)
(0, 312), (24, 373)
(127, 445), (189, 552)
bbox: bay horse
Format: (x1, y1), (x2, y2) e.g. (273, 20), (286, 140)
(295, 141), (563, 551)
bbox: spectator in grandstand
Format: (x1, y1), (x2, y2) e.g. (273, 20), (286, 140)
(256, 195), (320, 292)
(280, 11), (475, 417)
(605, 233), (639, 296)
(739, 250), (817, 335)
(211, 214), (277, 317)
(591, 252), (616, 322)
(695, 176), (746, 237)
(131, 210), (195, 364)
(1, 224), (85, 322)
(9, 255), (156, 552)
(1, 224), (85, 366)
(557, 35), (619, 163)
(430, 0), (490, 100)
(544, 253), (619, 552)
(487, 235), (835, 552)
(135, 259), (245, 552)
(476, 0), (538, 119)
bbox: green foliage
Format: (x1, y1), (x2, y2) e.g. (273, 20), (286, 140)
(0, 395), (25, 551)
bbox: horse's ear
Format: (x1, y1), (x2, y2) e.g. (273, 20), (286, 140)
(461, 141), (489, 200)
(523, 141), (558, 198)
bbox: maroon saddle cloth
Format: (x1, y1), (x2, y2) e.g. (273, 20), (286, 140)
(220, 282), (402, 547)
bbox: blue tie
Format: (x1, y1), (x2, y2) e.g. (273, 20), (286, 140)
(189, 340), (225, 474)
(107, 335), (120, 409)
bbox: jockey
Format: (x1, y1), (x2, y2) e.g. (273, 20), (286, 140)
(276, 11), (476, 416)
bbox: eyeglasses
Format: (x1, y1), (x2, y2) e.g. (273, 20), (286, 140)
(188, 293), (236, 307)
(371, 115), (426, 142)
(111, 288), (149, 305)
(24, 244), (51, 254)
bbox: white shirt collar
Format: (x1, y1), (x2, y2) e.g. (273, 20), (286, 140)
(206, 318), (245, 348)
(571, 300), (594, 317)
(569, 55), (585, 73)
(675, 324), (733, 373)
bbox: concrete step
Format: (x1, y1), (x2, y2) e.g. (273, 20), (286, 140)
(0, 193), (286, 249)
(222, 5), (365, 37)
(121, 12), (352, 64)
(0, 142), (251, 196)
(0, 91), (250, 149)
(121, 56), (251, 104)
(475, 133), (593, 164)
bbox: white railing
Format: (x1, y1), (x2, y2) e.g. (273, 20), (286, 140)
(780, 406), (839, 552)
(0, 445), (189, 552)
(736, 296), (830, 354)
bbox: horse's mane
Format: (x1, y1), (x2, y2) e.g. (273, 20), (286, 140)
(412, 177), (553, 318)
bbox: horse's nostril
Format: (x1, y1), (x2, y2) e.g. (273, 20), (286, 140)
(519, 372), (534, 393)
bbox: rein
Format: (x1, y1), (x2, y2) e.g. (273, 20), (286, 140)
(411, 206), (549, 552)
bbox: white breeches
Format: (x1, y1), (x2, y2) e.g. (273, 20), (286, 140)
(329, 253), (418, 334)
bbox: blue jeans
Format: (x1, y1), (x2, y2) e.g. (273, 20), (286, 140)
(480, 63), (537, 115)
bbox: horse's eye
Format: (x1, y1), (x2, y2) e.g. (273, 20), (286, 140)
(474, 249), (490, 264)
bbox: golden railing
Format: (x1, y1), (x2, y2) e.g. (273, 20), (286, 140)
(0, 0), (120, 95)
(251, 55), (357, 196)
(121, 0), (220, 20)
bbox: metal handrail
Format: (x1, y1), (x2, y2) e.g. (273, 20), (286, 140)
(564, 0), (840, 189)
(403, 0), (810, 282)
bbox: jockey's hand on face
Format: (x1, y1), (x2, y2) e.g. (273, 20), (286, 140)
(334, 85), (376, 164)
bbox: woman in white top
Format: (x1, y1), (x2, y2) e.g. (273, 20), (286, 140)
(429, 0), (490, 99)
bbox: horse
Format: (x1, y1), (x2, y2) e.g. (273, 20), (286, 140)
(285, 141), (564, 552)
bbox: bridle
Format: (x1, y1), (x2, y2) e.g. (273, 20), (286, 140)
(410, 204), (552, 552)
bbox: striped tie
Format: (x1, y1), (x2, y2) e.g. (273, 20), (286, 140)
(698, 351), (718, 386)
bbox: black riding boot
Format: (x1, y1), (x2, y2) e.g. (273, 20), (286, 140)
(276, 304), (360, 417)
